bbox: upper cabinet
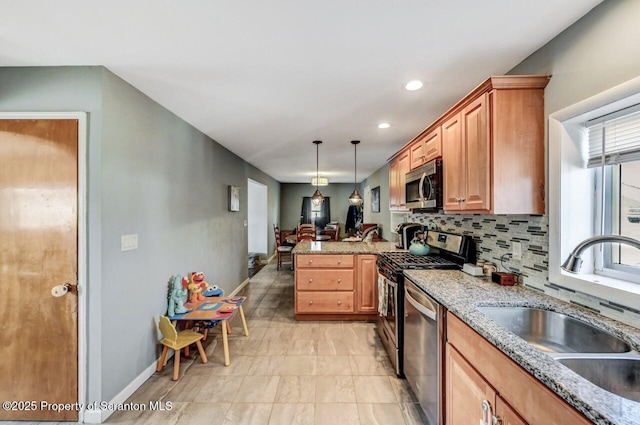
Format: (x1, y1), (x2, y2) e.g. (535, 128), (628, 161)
(389, 75), (550, 215)
(410, 127), (442, 170)
(389, 150), (410, 210)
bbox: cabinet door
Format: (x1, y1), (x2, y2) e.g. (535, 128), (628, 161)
(410, 140), (425, 170)
(442, 113), (464, 211)
(389, 159), (399, 208)
(446, 343), (497, 425)
(496, 395), (527, 425)
(397, 150), (410, 207)
(423, 126), (442, 163)
(356, 254), (377, 313)
(462, 93), (491, 211)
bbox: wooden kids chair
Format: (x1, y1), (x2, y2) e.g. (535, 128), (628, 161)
(156, 316), (208, 380)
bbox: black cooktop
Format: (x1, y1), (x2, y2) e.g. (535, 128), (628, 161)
(379, 252), (459, 270)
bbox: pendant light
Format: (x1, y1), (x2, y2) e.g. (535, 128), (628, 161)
(349, 140), (364, 206)
(311, 140), (324, 206)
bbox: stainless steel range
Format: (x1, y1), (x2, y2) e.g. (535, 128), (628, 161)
(376, 230), (475, 379)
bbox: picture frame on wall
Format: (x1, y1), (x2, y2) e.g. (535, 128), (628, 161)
(371, 186), (380, 213)
(228, 185), (240, 212)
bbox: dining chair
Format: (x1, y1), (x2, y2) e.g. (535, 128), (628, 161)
(156, 316), (208, 380)
(274, 225), (293, 270)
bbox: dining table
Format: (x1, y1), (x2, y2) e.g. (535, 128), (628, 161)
(286, 234), (331, 244)
(167, 296), (248, 366)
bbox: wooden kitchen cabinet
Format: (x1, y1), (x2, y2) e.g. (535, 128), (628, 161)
(442, 94), (491, 212)
(441, 76), (548, 214)
(389, 75), (549, 215)
(410, 126), (441, 170)
(294, 253), (378, 320)
(356, 254), (377, 313)
(447, 344), (527, 425)
(446, 313), (591, 425)
(389, 150), (410, 210)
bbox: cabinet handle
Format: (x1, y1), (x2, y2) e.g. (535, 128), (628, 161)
(309, 278), (313, 283)
(481, 400), (496, 425)
(492, 415), (502, 425)
(309, 300), (313, 305)
(460, 197), (465, 202)
(338, 259), (342, 264)
(337, 278), (342, 283)
(337, 300), (342, 305)
(308, 259), (313, 263)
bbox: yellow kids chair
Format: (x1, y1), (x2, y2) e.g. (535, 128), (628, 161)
(156, 316), (208, 380)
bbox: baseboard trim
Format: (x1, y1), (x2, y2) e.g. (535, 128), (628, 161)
(263, 253), (276, 264)
(83, 359), (158, 423)
(88, 277), (250, 423)
(230, 278), (250, 296)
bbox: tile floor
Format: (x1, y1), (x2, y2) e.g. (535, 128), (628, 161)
(105, 263), (428, 425)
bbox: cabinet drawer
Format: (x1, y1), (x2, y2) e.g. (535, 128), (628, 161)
(296, 269), (354, 291)
(296, 254), (354, 268)
(296, 291), (354, 313)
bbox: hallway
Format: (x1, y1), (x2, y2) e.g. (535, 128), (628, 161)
(106, 263), (427, 425)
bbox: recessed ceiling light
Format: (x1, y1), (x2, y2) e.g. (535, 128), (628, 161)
(378, 123), (391, 129)
(405, 80), (423, 91)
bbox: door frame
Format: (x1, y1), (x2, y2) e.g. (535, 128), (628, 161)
(0, 112), (88, 423)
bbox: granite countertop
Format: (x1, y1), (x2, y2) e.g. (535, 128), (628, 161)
(404, 270), (640, 425)
(291, 241), (405, 254)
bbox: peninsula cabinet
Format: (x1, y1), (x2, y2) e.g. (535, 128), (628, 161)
(389, 150), (410, 210)
(442, 75), (550, 214)
(446, 314), (590, 425)
(294, 253), (378, 320)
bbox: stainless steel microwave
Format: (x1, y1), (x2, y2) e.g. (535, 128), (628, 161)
(405, 158), (443, 210)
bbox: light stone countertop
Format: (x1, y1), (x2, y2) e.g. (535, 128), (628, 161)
(291, 241), (405, 254)
(404, 269), (640, 425)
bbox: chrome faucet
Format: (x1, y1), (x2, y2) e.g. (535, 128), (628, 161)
(561, 235), (640, 273)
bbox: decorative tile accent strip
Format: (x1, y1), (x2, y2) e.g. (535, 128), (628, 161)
(409, 212), (640, 327)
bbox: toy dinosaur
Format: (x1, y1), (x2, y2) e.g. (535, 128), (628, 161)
(167, 275), (190, 317)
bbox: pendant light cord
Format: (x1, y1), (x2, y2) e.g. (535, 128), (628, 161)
(354, 142), (357, 190)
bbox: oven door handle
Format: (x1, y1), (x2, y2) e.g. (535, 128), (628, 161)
(405, 287), (437, 321)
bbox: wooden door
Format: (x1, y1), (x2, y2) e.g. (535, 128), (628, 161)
(396, 151), (410, 207)
(462, 93), (491, 211)
(442, 113), (463, 211)
(0, 119), (79, 421)
(356, 254), (377, 313)
(446, 343), (497, 425)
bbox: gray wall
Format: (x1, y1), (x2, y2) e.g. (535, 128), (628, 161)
(509, 0), (640, 121)
(360, 162), (390, 239)
(0, 66), (281, 404)
(280, 183), (355, 237)
(0, 66), (106, 406)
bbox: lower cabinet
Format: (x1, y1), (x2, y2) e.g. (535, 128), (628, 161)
(447, 344), (526, 425)
(446, 313), (591, 425)
(294, 253), (378, 319)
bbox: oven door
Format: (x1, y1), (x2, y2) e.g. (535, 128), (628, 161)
(405, 168), (426, 209)
(376, 270), (402, 376)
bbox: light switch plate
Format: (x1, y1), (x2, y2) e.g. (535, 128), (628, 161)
(121, 234), (139, 251)
(243, 220), (248, 227)
(512, 241), (522, 260)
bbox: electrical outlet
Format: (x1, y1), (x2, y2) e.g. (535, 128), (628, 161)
(512, 241), (522, 260)
(516, 274), (524, 285)
(121, 234), (138, 251)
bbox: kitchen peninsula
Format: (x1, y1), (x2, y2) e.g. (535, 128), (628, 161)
(291, 241), (402, 320)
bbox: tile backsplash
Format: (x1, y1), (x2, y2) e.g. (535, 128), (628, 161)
(410, 213), (640, 328)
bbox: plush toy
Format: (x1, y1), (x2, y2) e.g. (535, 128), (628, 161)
(188, 271), (207, 303)
(167, 275), (190, 317)
(203, 283), (224, 297)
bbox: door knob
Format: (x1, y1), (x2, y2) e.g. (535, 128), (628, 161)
(51, 282), (77, 297)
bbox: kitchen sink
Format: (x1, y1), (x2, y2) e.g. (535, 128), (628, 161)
(476, 307), (631, 353)
(556, 356), (640, 403)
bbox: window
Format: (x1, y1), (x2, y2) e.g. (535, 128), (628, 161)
(588, 106), (640, 280)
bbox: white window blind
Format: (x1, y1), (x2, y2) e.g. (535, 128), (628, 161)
(587, 104), (640, 167)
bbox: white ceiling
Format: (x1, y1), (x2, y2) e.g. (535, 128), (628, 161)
(1, 0), (601, 183)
